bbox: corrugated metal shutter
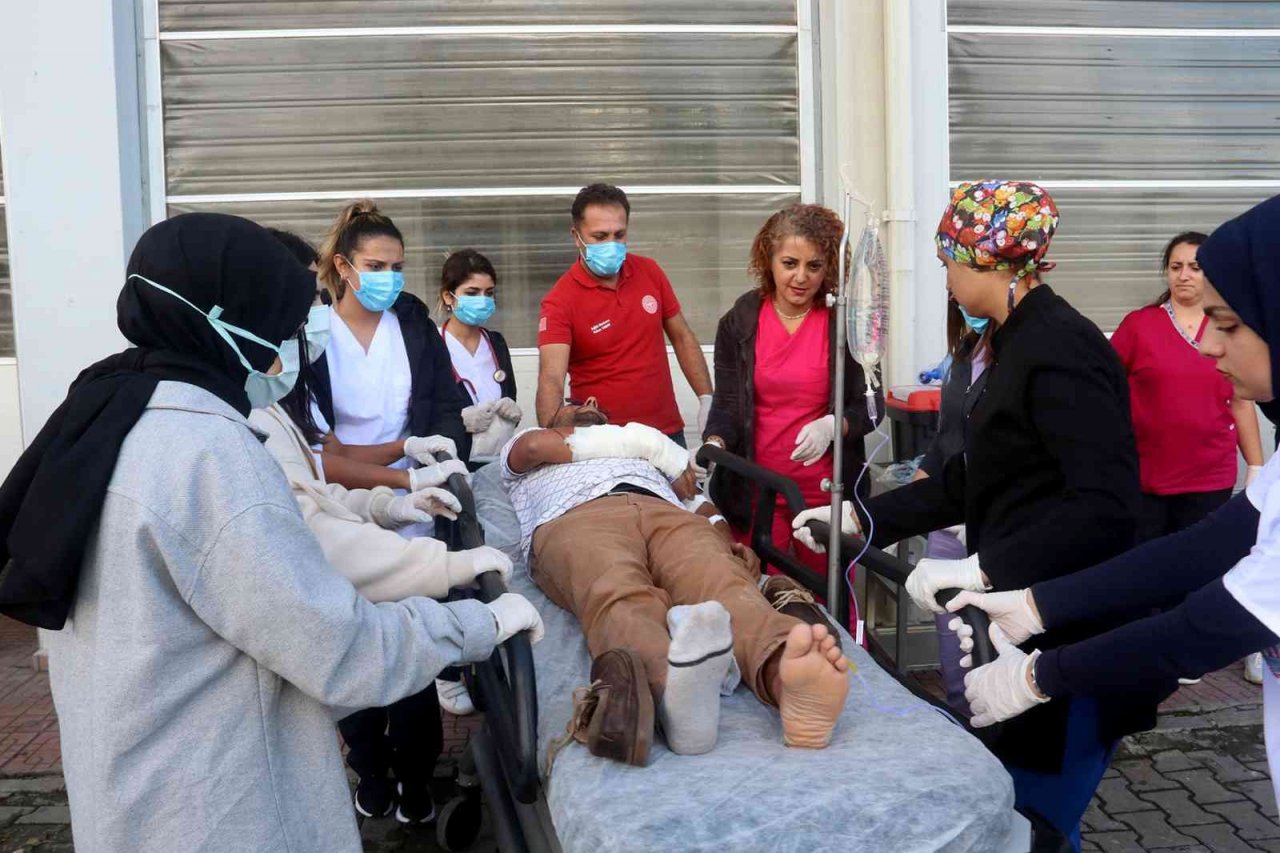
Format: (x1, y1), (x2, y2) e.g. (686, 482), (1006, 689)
(156, 1), (805, 346)
(947, 2), (1280, 331)
(949, 1), (1280, 28)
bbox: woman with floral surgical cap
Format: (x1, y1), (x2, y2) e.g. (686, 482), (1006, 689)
(794, 181), (1151, 850)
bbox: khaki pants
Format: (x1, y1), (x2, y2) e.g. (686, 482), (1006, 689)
(531, 494), (798, 705)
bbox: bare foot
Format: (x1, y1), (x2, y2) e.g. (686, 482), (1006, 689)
(777, 623), (849, 748)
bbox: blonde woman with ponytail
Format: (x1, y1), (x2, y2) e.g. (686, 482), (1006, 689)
(310, 200), (474, 823)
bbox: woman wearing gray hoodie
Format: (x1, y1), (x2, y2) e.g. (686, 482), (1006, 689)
(0, 214), (541, 852)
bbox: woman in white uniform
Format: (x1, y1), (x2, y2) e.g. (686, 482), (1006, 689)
(437, 249), (522, 461)
(311, 200), (472, 823)
(261, 230), (518, 604)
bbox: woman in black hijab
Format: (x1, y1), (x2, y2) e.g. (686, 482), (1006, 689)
(0, 214), (529, 852)
(949, 193), (1280, 803)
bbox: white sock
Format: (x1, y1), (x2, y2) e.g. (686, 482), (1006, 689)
(659, 602), (734, 755)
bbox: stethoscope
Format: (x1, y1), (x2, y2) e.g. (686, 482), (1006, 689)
(442, 317), (507, 402)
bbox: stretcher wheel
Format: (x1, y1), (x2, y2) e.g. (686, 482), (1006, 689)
(436, 794), (483, 852)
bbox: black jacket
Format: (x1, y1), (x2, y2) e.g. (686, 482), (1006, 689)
(312, 292), (472, 460)
(1032, 494), (1274, 700)
(864, 285), (1155, 772)
(446, 326), (517, 404)
(704, 290), (883, 530)
(917, 337), (982, 480)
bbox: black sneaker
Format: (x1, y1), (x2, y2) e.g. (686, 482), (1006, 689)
(395, 781), (437, 825)
(353, 776), (395, 819)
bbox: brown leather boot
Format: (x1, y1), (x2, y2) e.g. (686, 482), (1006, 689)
(547, 649), (654, 769)
(760, 575), (842, 650)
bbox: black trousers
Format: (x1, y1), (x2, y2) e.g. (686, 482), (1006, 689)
(1138, 488), (1233, 543)
(339, 683), (442, 789)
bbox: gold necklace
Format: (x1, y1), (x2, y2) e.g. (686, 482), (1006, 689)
(773, 300), (812, 321)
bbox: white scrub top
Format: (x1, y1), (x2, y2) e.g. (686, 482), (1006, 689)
(324, 306), (429, 539)
(443, 324), (502, 405)
(1225, 454), (1280, 636)
(1223, 451), (1280, 807)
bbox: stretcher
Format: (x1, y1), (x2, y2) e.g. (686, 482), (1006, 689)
(429, 450), (1069, 852)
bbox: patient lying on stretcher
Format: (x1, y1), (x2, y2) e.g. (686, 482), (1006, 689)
(500, 398), (849, 766)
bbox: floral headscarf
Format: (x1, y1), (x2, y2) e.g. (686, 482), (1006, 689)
(936, 180), (1060, 277)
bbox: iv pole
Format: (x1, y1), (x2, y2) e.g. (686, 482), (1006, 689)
(826, 187), (878, 616)
(825, 190), (854, 608)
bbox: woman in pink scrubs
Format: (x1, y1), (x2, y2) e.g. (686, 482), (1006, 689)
(702, 204), (882, 602)
(1112, 231), (1264, 543)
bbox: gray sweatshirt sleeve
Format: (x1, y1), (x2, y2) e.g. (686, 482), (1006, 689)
(180, 501), (497, 709)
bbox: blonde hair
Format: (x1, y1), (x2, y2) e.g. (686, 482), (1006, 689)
(317, 199), (404, 300)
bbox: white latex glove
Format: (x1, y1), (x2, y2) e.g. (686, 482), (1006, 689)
(403, 434), (459, 465)
(791, 501), (861, 554)
(408, 458), (470, 492)
(486, 593), (545, 645)
(565, 422), (690, 480)
(470, 416), (518, 459)
(462, 402), (497, 434)
(697, 394), (714, 435)
(947, 589), (1045, 666)
(445, 545), (514, 586)
(493, 397), (523, 424)
(791, 414), (836, 466)
(1247, 465), (1264, 487)
(372, 487), (462, 528)
(964, 626), (1050, 728)
(904, 553), (987, 614)
(692, 439), (722, 481)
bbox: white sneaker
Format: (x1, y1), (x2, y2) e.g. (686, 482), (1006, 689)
(436, 678), (475, 715)
(1246, 653), (1265, 685)
(1177, 677), (1202, 685)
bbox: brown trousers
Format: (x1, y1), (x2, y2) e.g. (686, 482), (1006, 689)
(531, 494), (799, 705)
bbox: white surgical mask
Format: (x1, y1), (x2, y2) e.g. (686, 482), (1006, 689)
(128, 273), (302, 408)
(304, 304), (331, 364)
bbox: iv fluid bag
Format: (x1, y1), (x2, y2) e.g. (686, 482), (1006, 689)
(847, 219), (888, 390)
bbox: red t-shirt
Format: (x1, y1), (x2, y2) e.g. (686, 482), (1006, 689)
(538, 254), (683, 434)
(1111, 304), (1238, 495)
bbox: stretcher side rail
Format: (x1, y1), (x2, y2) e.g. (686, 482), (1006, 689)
(696, 444), (852, 626)
(693, 445), (998, 688)
(438, 459), (541, 807)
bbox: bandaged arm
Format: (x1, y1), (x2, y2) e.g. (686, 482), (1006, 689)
(565, 423), (688, 479)
(507, 423), (689, 479)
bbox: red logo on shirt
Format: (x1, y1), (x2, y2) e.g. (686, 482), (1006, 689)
(641, 295), (659, 315)
(538, 316), (548, 332)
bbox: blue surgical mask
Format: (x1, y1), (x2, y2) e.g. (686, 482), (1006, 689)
(452, 294), (496, 326)
(958, 304), (990, 334)
(304, 304), (331, 364)
(128, 274), (302, 409)
(581, 240), (627, 277)
(351, 269), (404, 312)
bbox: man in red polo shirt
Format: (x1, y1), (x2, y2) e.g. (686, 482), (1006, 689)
(536, 184), (713, 444)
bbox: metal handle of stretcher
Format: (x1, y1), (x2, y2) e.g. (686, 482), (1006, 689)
(435, 456), (541, 805)
(695, 445), (1000, 731)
